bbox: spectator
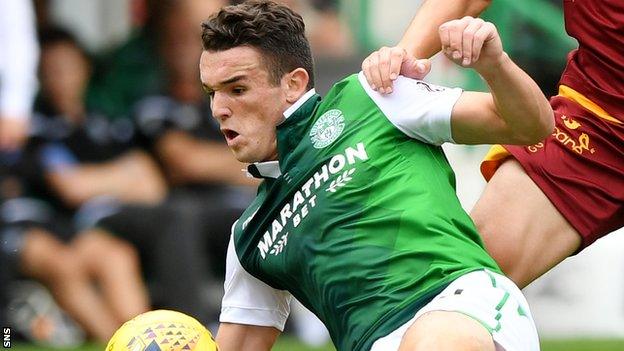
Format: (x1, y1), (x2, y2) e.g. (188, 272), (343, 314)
(88, 0), (227, 117)
(33, 28), (166, 207)
(0, 167), (145, 343)
(138, 0), (253, 187)
(0, 0), (39, 329)
(30, 6), (233, 325)
(18, 27), (155, 340)
(306, 0), (354, 57)
(131, 0), (255, 323)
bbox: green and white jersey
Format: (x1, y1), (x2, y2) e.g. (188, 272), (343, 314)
(220, 73), (501, 351)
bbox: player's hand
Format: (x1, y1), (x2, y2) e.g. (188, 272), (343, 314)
(362, 46), (431, 95)
(0, 117), (29, 151)
(439, 17), (504, 72)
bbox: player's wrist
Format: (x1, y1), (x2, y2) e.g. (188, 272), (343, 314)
(474, 52), (510, 78)
(397, 41), (422, 59)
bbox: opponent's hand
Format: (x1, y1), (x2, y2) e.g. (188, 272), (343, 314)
(439, 17), (503, 72)
(361, 46), (431, 95)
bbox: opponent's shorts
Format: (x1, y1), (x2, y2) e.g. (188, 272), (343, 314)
(481, 85), (624, 249)
(370, 270), (538, 351)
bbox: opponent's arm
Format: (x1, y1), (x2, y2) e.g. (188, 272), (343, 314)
(360, 18), (552, 146)
(401, 0), (491, 59)
(447, 18), (553, 144)
(216, 323), (280, 351)
(362, 0), (491, 92)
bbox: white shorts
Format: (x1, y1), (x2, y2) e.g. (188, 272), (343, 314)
(370, 270), (539, 351)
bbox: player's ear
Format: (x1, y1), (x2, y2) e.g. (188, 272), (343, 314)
(284, 68), (310, 103)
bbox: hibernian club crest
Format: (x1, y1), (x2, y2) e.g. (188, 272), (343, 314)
(309, 109), (345, 149)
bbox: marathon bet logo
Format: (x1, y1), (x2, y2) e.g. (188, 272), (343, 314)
(310, 109), (345, 149)
(257, 142), (369, 259)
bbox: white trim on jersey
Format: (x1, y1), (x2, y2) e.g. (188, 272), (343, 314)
(246, 160), (281, 179)
(283, 88), (317, 120)
(357, 72), (462, 145)
(220, 222), (293, 330)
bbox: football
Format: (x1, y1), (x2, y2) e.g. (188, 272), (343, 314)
(106, 310), (218, 351)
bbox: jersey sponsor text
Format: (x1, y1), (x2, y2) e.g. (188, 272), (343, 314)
(257, 142), (369, 258)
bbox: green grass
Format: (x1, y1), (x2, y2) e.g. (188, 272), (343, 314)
(8, 338), (624, 351)
(541, 339), (624, 351)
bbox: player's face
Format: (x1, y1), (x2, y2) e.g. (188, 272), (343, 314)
(200, 46), (290, 163)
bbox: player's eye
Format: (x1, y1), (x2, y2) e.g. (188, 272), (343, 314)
(232, 87), (246, 95)
(202, 85), (215, 98)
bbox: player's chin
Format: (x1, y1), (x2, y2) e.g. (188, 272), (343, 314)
(232, 149), (256, 164)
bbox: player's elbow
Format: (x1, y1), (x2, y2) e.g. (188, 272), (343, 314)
(531, 102), (555, 143)
(538, 106), (556, 140)
(510, 105), (554, 145)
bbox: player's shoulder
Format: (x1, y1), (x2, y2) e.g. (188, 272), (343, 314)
(358, 72), (454, 95)
(326, 72), (451, 99)
(354, 72), (462, 111)
(328, 73), (362, 92)
(321, 73), (368, 106)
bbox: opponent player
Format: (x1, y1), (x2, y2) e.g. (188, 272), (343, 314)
(362, 0), (624, 288)
(201, 1), (552, 350)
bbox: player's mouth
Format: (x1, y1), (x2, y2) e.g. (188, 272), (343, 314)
(221, 128), (240, 144)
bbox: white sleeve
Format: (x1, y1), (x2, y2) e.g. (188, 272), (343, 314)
(0, 0), (39, 118)
(220, 223), (292, 331)
(357, 72), (462, 145)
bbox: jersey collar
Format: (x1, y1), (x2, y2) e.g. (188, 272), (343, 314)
(246, 89), (319, 179)
(246, 161), (281, 179)
(282, 89), (317, 120)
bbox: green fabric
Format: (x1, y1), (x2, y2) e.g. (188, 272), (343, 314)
(233, 74), (501, 351)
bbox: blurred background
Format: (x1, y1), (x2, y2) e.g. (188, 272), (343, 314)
(0, 0), (622, 350)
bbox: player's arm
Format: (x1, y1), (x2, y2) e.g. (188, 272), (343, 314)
(401, 0), (491, 59)
(218, 231), (291, 351)
(358, 18), (552, 146)
(216, 323), (280, 351)
(446, 17), (553, 144)
(363, 0), (491, 92)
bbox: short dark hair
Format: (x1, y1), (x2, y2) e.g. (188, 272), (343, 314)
(39, 27), (85, 54)
(201, 0), (315, 90)
(38, 27), (91, 66)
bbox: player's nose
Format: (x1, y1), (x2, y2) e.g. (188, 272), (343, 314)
(211, 92), (232, 121)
